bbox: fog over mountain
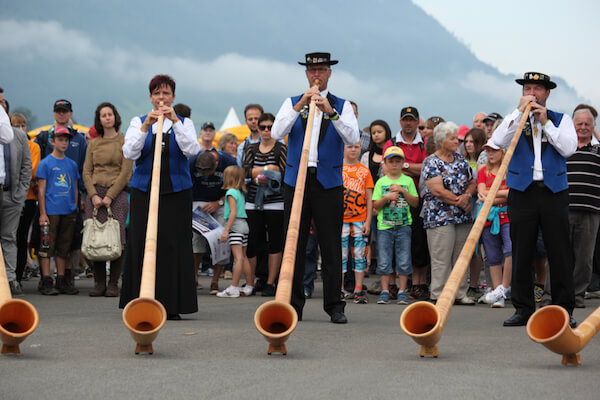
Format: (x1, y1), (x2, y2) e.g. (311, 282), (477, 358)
(1, 0), (584, 131)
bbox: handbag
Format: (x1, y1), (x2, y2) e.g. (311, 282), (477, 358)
(81, 207), (122, 261)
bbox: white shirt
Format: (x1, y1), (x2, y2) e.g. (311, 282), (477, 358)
(394, 130), (424, 145)
(271, 89), (360, 167)
(0, 106), (15, 184)
(492, 108), (577, 181)
(123, 116), (200, 161)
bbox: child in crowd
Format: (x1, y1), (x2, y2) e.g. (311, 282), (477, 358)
(36, 127), (80, 295)
(372, 147), (419, 304)
(217, 166), (253, 298)
(342, 143), (373, 304)
(477, 140), (512, 307)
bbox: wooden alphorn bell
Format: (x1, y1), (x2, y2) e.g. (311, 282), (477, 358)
(254, 81), (320, 355)
(122, 103), (167, 355)
(0, 244), (39, 354)
(400, 104), (532, 358)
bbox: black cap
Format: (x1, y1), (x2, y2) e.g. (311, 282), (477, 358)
(54, 99), (72, 112)
(400, 106), (419, 120)
(483, 112), (503, 123)
(298, 52), (339, 66)
(194, 151), (217, 177)
(515, 72), (557, 90)
(201, 122), (215, 130)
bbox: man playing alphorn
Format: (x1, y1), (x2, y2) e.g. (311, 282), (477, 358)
(271, 52), (360, 324)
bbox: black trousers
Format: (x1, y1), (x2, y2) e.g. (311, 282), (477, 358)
(508, 184), (575, 316)
(283, 175), (345, 319)
(16, 200), (38, 282)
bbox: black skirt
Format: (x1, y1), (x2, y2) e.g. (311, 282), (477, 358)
(119, 187), (198, 315)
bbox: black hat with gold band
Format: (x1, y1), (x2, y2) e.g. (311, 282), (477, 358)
(515, 72), (557, 90)
(298, 52), (339, 66)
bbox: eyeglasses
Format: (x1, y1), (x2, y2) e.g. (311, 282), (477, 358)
(418, 125), (425, 130)
(430, 116), (442, 123)
(258, 124), (273, 131)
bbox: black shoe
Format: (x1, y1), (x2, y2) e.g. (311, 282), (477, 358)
(55, 276), (79, 295)
(261, 283), (276, 297)
(254, 279), (266, 292)
(569, 316), (577, 328)
(39, 277), (59, 296)
(503, 313), (530, 327)
(167, 314), (182, 320)
(330, 312), (348, 324)
(304, 291), (312, 299)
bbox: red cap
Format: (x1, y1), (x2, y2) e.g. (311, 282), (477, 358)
(457, 125), (469, 140)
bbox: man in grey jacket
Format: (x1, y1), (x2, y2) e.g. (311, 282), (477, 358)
(1, 100), (32, 296)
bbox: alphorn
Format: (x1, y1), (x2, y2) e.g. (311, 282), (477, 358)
(527, 304), (600, 366)
(122, 104), (167, 355)
(400, 103), (532, 357)
(0, 240), (39, 354)
(254, 81), (320, 355)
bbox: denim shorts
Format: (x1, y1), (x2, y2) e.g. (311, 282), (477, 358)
(376, 225), (412, 276)
(481, 223), (512, 266)
(342, 222), (368, 273)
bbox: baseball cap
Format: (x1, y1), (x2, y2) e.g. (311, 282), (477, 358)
(384, 146), (405, 159)
(400, 107), (419, 120)
(51, 126), (73, 139)
(457, 125), (470, 140)
(201, 122), (215, 130)
(194, 151), (217, 177)
(483, 112), (503, 123)
(483, 139), (501, 151)
(54, 99), (72, 112)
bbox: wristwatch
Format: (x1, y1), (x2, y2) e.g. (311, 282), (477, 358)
(218, 199), (224, 206)
(403, 162), (410, 170)
(329, 108), (340, 120)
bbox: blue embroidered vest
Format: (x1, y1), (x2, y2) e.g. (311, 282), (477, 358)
(506, 110), (568, 193)
(129, 115), (193, 192)
(286, 93), (346, 189)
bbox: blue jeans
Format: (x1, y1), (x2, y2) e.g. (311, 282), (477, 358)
(376, 226), (412, 276)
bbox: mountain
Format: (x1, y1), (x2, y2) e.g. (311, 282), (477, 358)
(0, 0), (584, 132)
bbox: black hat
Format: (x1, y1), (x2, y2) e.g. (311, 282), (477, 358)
(483, 112), (503, 123)
(298, 52), (339, 66)
(54, 99), (72, 112)
(195, 151), (217, 177)
(201, 122), (215, 130)
(400, 106), (419, 120)
(515, 72), (557, 90)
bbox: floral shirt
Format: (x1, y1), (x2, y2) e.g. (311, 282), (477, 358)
(421, 153), (473, 229)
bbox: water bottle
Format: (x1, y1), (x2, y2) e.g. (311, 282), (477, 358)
(40, 224), (50, 251)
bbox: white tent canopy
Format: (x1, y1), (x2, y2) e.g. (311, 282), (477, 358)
(219, 107), (242, 131)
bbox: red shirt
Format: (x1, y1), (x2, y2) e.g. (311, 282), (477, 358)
(383, 132), (427, 190)
(477, 167), (509, 227)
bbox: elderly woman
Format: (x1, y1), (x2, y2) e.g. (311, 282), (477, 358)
(119, 74), (200, 320)
(83, 102), (133, 297)
(421, 121), (477, 304)
(217, 132), (238, 159)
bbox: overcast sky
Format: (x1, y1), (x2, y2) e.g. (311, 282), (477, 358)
(412, 0), (600, 107)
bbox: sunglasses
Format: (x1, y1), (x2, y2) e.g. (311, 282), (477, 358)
(418, 125), (425, 130)
(258, 124), (273, 131)
(430, 116), (442, 123)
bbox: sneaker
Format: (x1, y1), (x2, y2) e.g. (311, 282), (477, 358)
(216, 285), (240, 298)
(9, 280), (24, 297)
(261, 283), (276, 297)
(534, 284), (544, 303)
(342, 289), (353, 300)
(367, 280), (381, 295)
(389, 284), (399, 300)
(483, 285), (506, 305)
(377, 291), (391, 304)
(209, 283), (219, 295)
(39, 277), (59, 296)
(585, 290), (600, 299)
(396, 291), (410, 305)
(55, 276), (79, 295)
(415, 284), (430, 300)
(353, 291), (368, 304)
(454, 297), (475, 305)
(223, 270), (233, 280)
(304, 291), (312, 299)
(240, 285), (254, 296)
(491, 297), (505, 308)
(466, 286), (482, 301)
(478, 287), (492, 303)
(504, 286), (512, 301)
(85, 266), (94, 278)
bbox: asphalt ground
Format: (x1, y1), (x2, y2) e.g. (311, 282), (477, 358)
(1, 274), (599, 400)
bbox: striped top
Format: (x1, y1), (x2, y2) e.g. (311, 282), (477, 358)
(243, 141), (287, 207)
(567, 143), (600, 213)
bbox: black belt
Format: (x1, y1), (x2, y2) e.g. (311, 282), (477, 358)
(531, 181), (546, 188)
(307, 167), (317, 175)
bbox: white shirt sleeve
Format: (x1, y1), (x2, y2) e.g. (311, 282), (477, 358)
(0, 106), (14, 145)
(332, 100), (360, 145)
(543, 113), (577, 158)
(491, 108), (521, 149)
(122, 116), (148, 161)
(172, 118), (201, 157)
(271, 97), (297, 141)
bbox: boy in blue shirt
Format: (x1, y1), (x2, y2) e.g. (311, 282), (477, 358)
(36, 126), (80, 295)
